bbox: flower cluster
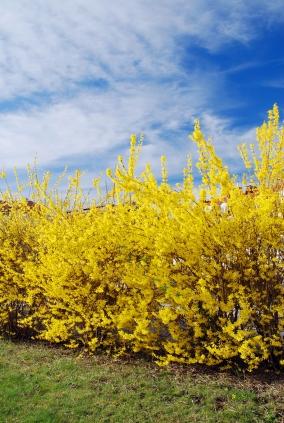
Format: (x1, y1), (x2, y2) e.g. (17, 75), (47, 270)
(0, 105), (283, 370)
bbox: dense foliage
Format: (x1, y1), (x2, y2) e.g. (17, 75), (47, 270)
(0, 105), (283, 370)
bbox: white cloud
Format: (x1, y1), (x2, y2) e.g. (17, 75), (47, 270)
(0, 0), (282, 186)
(1, 0), (283, 98)
(0, 81), (203, 170)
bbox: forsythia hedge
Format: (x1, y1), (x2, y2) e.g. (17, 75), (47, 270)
(0, 105), (283, 370)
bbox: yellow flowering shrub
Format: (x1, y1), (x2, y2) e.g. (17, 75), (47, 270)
(0, 105), (283, 370)
(0, 200), (40, 337)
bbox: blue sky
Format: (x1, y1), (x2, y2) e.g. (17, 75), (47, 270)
(0, 0), (283, 192)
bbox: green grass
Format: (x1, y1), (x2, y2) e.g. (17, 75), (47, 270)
(0, 341), (283, 422)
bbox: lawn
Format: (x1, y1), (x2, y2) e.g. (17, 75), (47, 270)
(0, 340), (283, 423)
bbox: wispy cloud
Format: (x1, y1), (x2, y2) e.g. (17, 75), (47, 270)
(262, 78), (284, 89)
(0, 0), (283, 187)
